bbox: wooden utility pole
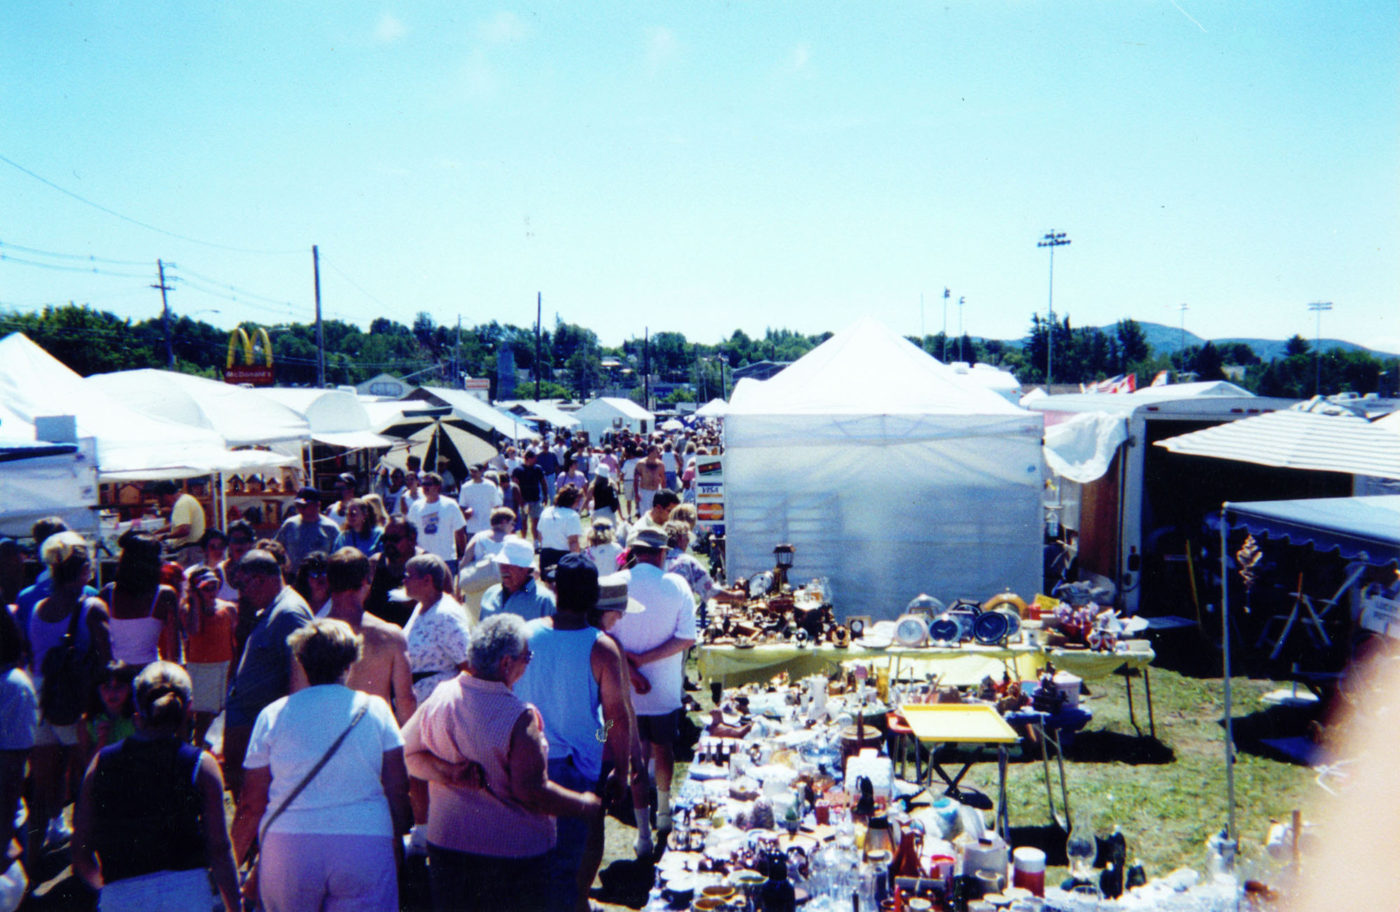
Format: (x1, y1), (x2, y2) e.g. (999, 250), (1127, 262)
(312, 245), (325, 387)
(153, 259), (174, 369)
(535, 292), (542, 400)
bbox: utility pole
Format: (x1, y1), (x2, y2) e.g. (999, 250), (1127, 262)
(643, 327), (651, 411)
(1308, 301), (1333, 396)
(942, 288), (950, 361)
(958, 296), (965, 361)
(455, 315), (462, 388)
(1178, 302), (1189, 370)
(1037, 230), (1071, 389)
(152, 259), (174, 370)
(534, 292), (542, 400)
(312, 245), (325, 387)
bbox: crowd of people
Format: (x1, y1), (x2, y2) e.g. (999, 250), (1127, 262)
(0, 423), (721, 911)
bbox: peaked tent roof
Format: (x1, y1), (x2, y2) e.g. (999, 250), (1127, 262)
(412, 387), (540, 441)
(0, 333), (293, 478)
(695, 397), (728, 418)
(578, 397), (654, 421)
(497, 399), (581, 428)
(87, 369), (310, 447)
(1155, 409), (1400, 479)
(726, 317), (1027, 417)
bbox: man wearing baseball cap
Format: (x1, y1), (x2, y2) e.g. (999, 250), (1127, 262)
(478, 537), (555, 622)
(514, 555), (638, 909)
(608, 527), (697, 833)
(272, 487), (340, 575)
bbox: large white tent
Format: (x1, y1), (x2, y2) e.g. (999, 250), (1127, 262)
(86, 369), (310, 447)
(254, 388), (393, 450)
(722, 318), (1044, 620)
(573, 397), (654, 441)
(0, 333), (292, 480)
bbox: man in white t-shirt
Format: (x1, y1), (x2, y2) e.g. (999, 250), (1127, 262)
(609, 527), (697, 831)
(407, 473), (467, 576)
(456, 463), (503, 536)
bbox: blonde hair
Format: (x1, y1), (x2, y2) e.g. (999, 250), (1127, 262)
(361, 493), (390, 527)
(134, 661), (193, 731)
(669, 503), (698, 529)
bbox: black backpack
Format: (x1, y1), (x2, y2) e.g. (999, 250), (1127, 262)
(39, 599), (102, 726)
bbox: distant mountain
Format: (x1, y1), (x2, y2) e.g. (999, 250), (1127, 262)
(985, 321), (1397, 361)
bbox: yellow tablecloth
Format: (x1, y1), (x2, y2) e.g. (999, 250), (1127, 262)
(695, 642), (1154, 689)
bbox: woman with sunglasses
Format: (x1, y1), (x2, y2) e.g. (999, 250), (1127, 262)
(292, 552), (332, 619)
(334, 498), (383, 557)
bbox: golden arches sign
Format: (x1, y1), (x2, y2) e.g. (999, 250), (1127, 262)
(225, 327), (273, 368)
(224, 327), (275, 385)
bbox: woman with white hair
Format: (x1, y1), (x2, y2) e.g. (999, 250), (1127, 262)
(402, 613), (602, 912)
(402, 554), (474, 705)
(231, 619), (411, 912)
(72, 661), (239, 912)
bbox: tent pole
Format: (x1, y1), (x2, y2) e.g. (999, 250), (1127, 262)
(1220, 504), (1236, 841)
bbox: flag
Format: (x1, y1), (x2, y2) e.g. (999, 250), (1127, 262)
(1150, 370), (1170, 387)
(1087, 374), (1138, 393)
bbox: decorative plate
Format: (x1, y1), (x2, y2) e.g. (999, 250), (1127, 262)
(1000, 608), (1022, 641)
(893, 614), (930, 647)
(929, 616), (961, 643)
(972, 610), (1011, 645)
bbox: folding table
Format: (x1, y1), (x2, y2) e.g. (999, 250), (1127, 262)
(900, 703), (1019, 836)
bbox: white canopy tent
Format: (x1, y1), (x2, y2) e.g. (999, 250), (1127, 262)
(0, 439), (98, 536)
(254, 388), (394, 451)
(695, 398), (729, 418)
(497, 399), (581, 430)
(573, 397), (655, 441)
(86, 369), (310, 447)
(723, 318), (1044, 621)
(0, 333), (293, 480)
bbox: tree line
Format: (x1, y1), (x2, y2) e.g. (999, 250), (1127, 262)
(2, 303), (1393, 402)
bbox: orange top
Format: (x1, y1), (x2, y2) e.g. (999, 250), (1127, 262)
(185, 602), (237, 664)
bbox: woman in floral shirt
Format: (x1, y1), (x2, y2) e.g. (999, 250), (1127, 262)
(400, 554), (473, 704)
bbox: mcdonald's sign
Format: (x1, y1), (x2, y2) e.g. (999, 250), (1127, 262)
(224, 327), (275, 385)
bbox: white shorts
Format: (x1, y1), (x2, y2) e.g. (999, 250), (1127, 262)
(34, 720), (78, 748)
(186, 662), (228, 714)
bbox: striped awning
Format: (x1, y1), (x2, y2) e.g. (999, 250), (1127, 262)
(1155, 409), (1400, 480)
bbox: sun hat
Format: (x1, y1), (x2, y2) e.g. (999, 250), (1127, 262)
(597, 572), (644, 614)
(491, 537), (536, 569)
(627, 528), (668, 551)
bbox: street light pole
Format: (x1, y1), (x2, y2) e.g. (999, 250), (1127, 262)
(1037, 231), (1071, 388)
(1307, 301), (1333, 396)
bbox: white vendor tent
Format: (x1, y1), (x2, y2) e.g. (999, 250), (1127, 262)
(573, 397), (655, 441)
(497, 399), (581, 430)
(86, 369), (310, 447)
(254, 388), (393, 450)
(0, 438), (99, 536)
(1155, 408), (1400, 480)
(0, 333), (292, 480)
(695, 398), (729, 418)
(723, 318), (1045, 621)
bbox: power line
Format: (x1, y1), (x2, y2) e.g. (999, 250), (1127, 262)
(0, 251), (151, 279)
(320, 254), (392, 312)
(0, 151), (304, 256)
(0, 239), (149, 267)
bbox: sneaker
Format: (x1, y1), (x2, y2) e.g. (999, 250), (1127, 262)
(633, 833), (654, 858)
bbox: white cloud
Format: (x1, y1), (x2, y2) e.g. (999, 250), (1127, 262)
(459, 49), (499, 100)
(785, 42), (812, 74)
(374, 12), (407, 44)
(645, 26), (678, 74)
(479, 11), (528, 44)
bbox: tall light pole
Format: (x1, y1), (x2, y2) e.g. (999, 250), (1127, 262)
(1178, 302), (1189, 370)
(1038, 230), (1071, 388)
(1307, 301), (1333, 396)
(957, 296), (965, 361)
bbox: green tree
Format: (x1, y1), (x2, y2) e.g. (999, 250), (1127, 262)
(1284, 335), (1310, 357)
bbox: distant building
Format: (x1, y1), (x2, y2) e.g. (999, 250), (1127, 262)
(355, 373), (412, 399)
(730, 360), (789, 383)
(496, 347), (517, 400)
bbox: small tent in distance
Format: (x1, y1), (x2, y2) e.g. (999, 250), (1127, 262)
(722, 318), (1044, 621)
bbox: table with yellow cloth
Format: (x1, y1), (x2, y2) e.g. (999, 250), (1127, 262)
(696, 642), (1153, 688)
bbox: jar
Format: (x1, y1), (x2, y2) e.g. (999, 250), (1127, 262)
(1011, 846), (1046, 897)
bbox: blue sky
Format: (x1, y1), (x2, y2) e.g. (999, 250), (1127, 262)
(2, 2), (1395, 352)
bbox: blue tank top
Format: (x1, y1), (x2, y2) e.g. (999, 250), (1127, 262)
(514, 623), (603, 780)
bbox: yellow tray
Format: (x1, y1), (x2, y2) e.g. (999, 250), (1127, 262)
(898, 703), (1019, 744)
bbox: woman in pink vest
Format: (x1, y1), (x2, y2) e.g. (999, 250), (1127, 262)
(401, 613), (601, 912)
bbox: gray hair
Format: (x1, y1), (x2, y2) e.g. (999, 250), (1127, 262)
(405, 553), (450, 593)
(467, 614), (528, 682)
